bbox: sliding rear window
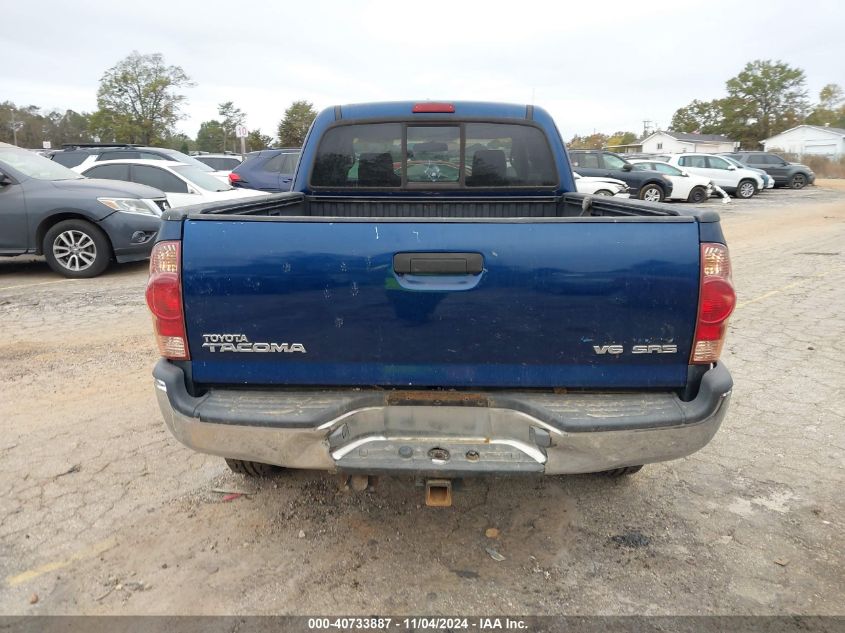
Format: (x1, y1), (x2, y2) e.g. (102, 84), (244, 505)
(310, 122), (557, 189)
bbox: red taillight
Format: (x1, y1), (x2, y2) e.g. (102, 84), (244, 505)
(145, 241), (189, 360)
(228, 171), (241, 184)
(690, 243), (736, 364)
(412, 102), (455, 113)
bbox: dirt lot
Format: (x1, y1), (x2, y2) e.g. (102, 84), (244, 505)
(1, 183), (843, 615)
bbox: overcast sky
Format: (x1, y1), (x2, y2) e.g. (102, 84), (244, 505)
(2, 0), (843, 141)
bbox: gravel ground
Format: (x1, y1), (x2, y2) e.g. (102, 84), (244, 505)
(0, 183), (843, 616)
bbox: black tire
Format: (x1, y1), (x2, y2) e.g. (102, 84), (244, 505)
(601, 465), (644, 477)
(594, 189), (614, 196)
(687, 186), (708, 204)
(638, 184), (664, 203)
(789, 173), (807, 189)
(735, 179), (756, 199)
(43, 219), (111, 278)
(225, 458), (284, 478)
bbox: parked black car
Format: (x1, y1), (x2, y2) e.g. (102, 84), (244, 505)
(722, 152), (815, 189)
(0, 143), (168, 278)
(228, 148), (301, 192)
(568, 150), (674, 202)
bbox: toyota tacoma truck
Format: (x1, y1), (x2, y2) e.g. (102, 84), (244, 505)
(148, 101), (735, 505)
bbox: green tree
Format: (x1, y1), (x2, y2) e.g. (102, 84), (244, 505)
(218, 101), (245, 153)
(196, 120), (225, 152)
(1, 102), (45, 147)
(725, 59), (808, 142)
(669, 99), (726, 134)
(163, 132), (194, 153)
(568, 133), (609, 150)
(90, 51), (193, 145)
(806, 83), (845, 128)
(277, 100), (317, 147)
(606, 131), (638, 148)
(246, 129), (274, 151)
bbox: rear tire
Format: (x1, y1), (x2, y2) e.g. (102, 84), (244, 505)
(601, 465), (644, 477)
(43, 219), (112, 278)
(687, 186), (708, 203)
(225, 458), (284, 478)
(789, 173), (807, 189)
(735, 179), (756, 199)
(638, 184), (664, 202)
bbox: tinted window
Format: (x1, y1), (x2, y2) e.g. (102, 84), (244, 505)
(51, 151), (87, 167)
(707, 156), (730, 170)
(679, 156), (708, 168)
(602, 154), (627, 170)
(263, 152), (300, 174)
(312, 122), (555, 188)
(409, 126), (460, 183)
(84, 164), (130, 181)
(571, 153), (600, 169)
(464, 123), (555, 187)
(313, 123), (402, 187)
(131, 165), (188, 193)
(98, 151), (140, 161)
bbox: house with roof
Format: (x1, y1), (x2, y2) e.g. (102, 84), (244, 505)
(640, 131), (737, 154)
(762, 124), (845, 158)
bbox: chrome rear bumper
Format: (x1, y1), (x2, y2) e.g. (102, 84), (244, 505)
(153, 361), (732, 476)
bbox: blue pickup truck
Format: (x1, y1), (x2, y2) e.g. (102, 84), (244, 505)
(147, 101), (735, 504)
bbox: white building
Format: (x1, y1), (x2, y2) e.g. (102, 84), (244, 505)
(640, 131), (737, 154)
(762, 125), (845, 158)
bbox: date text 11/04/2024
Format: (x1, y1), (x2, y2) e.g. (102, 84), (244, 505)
(306, 617), (528, 630)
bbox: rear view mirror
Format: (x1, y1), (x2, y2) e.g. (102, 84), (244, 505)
(680, 171), (689, 177)
(621, 164), (632, 172)
(0, 171), (12, 186)
(727, 165), (736, 171)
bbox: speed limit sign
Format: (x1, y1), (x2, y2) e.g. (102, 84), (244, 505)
(236, 125), (248, 138)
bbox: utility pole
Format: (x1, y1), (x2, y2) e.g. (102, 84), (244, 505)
(10, 111), (23, 146)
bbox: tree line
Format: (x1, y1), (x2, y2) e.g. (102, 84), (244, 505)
(569, 60), (844, 150)
(0, 51), (318, 152)
(4, 53), (843, 153)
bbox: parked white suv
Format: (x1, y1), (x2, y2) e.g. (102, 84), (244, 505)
(76, 160), (269, 208)
(657, 153), (763, 199)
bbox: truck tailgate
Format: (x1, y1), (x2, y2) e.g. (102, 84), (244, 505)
(181, 217), (700, 388)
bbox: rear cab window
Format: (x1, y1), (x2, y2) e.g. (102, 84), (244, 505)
(310, 121), (557, 189)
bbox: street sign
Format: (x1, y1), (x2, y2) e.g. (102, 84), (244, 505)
(236, 125), (248, 139)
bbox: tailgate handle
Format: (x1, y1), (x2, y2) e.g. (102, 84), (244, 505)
(393, 252), (483, 275)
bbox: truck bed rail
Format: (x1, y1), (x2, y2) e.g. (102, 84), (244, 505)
(163, 192), (722, 223)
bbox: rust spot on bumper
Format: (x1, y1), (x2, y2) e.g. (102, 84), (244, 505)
(386, 391), (490, 407)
